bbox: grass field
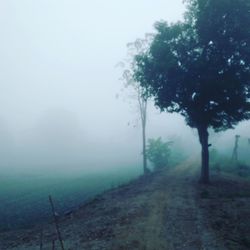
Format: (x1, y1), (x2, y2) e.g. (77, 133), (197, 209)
(0, 166), (140, 232)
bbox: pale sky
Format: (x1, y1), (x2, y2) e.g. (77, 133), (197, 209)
(0, 0), (185, 128)
(0, 1), (203, 173)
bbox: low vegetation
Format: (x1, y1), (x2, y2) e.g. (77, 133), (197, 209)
(146, 137), (172, 170)
(210, 148), (250, 178)
(0, 168), (140, 232)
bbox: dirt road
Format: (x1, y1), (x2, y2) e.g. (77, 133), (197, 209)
(109, 158), (226, 250)
(1, 159), (250, 249)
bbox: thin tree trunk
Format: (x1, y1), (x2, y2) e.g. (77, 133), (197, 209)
(138, 90), (148, 175)
(142, 120), (147, 174)
(198, 125), (209, 184)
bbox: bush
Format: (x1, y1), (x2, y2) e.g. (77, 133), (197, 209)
(209, 148), (250, 177)
(146, 137), (172, 170)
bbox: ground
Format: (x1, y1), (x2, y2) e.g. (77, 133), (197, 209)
(1, 159), (250, 249)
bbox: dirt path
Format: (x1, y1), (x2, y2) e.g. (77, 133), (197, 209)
(158, 160), (225, 250)
(109, 158), (226, 250)
(1, 159), (250, 249)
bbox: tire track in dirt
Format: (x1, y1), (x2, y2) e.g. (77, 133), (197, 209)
(161, 159), (227, 250)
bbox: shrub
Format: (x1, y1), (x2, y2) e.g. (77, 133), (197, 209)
(146, 137), (172, 170)
(210, 148), (250, 177)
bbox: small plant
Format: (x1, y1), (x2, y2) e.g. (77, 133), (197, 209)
(146, 137), (172, 170)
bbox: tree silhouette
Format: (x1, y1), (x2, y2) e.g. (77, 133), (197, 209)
(119, 37), (152, 174)
(133, 0), (250, 183)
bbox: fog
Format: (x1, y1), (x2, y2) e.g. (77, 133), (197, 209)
(0, 0), (249, 177)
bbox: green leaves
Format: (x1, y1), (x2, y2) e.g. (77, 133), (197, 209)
(133, 0), (250, 131)
(146, 137), (172, 170)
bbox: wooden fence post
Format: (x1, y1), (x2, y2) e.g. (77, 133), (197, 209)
(52, 239), (55, 250)
(48, 195), (65, 250)
(39, 229), (43, 250)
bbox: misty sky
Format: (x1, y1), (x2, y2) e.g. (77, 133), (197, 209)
(0, 0), (184, 129)
(1, 1), (249, 173)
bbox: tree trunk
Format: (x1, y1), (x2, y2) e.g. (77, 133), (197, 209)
(198, 125), (209, 184)
(142, 121), (148, 174)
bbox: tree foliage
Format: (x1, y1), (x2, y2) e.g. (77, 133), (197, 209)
(146, 137), (172, 170)
(133, 0), (250, 183)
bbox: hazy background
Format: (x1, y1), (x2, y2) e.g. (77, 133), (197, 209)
(1, 0), (250, 232)
(0, 0), (249, 176)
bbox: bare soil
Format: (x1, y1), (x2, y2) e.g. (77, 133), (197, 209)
(1, 159), (250, 249)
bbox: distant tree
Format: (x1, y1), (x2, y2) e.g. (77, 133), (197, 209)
(119, 37), (152, 175)
(146, 137), (172, 170)
(231, 135), (240, 162)
(133, 0), (250, 183)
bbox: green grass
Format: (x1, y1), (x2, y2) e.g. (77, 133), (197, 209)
(0, 167), (141, 231)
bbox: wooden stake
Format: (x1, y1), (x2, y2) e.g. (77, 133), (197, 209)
(52, 239), (55, 250)
(39, 229), (43, 250)
(49, 195), (65, 250)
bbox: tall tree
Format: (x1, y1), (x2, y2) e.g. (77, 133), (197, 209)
(119, 38), (152, 174)
(133, 0), (250, 183)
